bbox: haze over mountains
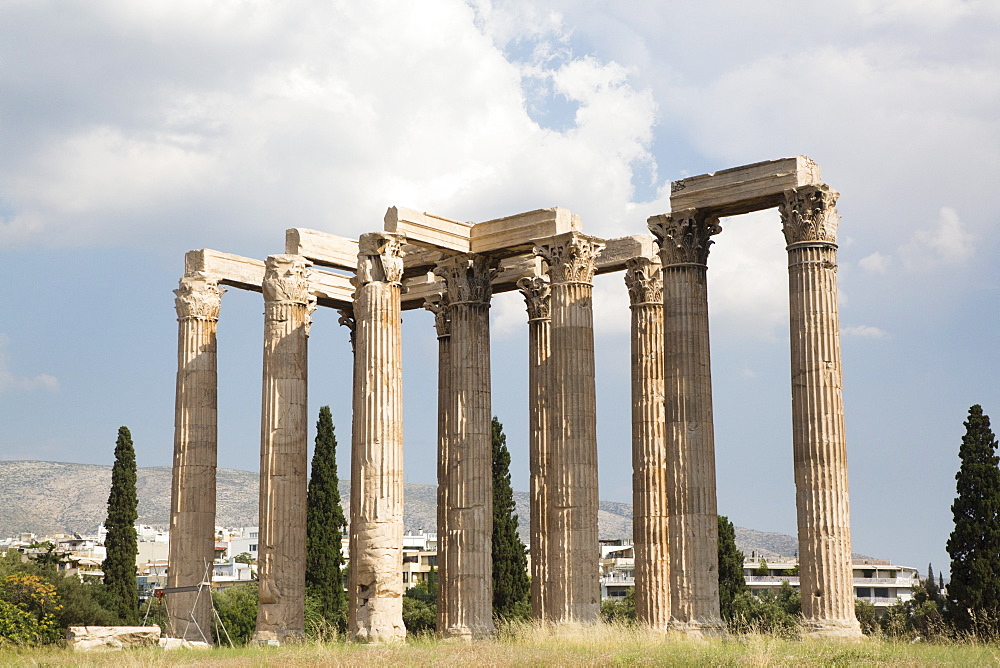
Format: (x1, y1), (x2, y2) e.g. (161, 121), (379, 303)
(1, 460), (805, 560)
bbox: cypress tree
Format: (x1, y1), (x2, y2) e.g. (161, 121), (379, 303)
(103, 426), (139, 624)
(946, 404), (1000, 633)
(717, 514), (747, 621)
(306, 406), (347, 631)
(491, 417), (529, 620)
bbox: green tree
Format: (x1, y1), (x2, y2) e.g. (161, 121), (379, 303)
(491, 417), (530, 621)
(600, 588), (636, 624)
(402, 580), (437, 635)
(717, 515), (747, 622)
(103, 426), (139, 624)
(305, 406), (348, 632)
(946, 405), (1000, 635)
(212, 583), (258, 645)
(754, 559), (770, 577)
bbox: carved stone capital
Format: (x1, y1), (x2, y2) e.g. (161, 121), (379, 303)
(433, 254), (497, 306)
(624, 256), (663, 306)
(779, 184), (840, 246)
(263, 255), (312, 304)
(516, 276), (551, 321)
(357, 232), (406, 286)
(337, 308), (356, 350)
(647, 210), (721, 267)
(533, 233), (605, 284)
(175, 271), (226, 321)
(263, 254), (316, 333)
(423, 293), (451, 338)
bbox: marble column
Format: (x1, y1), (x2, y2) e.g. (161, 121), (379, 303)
(255, 254), (314, 643)
(517, 275), (552, 622)
(348, 232), (407, 642)
(434, 255), (496, 639)
(534, 232), (604, 623)
(624, 256), (670, 631)
(167, 271), (225, 643)
(780, 185), (861, 638)
(423, 294), (452, 633)
(647, 211), (724, 635)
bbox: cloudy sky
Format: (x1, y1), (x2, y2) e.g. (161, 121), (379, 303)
(1, 1), (997, 575)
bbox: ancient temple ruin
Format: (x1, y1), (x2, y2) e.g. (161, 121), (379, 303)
(166, 156), (862, 642)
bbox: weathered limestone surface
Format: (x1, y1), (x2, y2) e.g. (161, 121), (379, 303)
(434, 255), (496, 639)
(424, 294), (452, 633)
(625, 256), (670, 631)
(167, 271), (224, 643)
(780, 185), (862, 639)
(183, 248), (353, 309)
(648, 212), (725, 636)
(671, 156), (822, 217)
(534, 232), (604, 623)
(349, 233), (407, 643)
(517, 274), (552, 621)
(255, 255), (314, 643)
(67, 626), (161, 650)
(385, 206), (474, 253)
(285, 228), (359, 270)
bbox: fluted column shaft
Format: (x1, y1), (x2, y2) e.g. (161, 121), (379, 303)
(534, 233), (604, 623)
(349, 233), (406, 642)
(625, 257), (670, 630)
(435, 255), (495, 639)
(424, 296), (452, 633)
(168, 272), (224, 642)
(517, 276), (551, 621)
(256, 255), (314, 643)
(781, 186), (861, 638)
(648, 211), (724, 634)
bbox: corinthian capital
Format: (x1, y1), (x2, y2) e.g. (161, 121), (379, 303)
(357, 232), (406, 286)
(624, 256), (663, 306)
(533, 232), (605, 284)
(647, 209), (721, 267)
(433, 254), (497, 305)
(516, 275), (551, 321)
(779, 184), (839, 246)
(174, 272), (225, 320)
(263, 255), (312, 305)
(423, 293), (451, 338)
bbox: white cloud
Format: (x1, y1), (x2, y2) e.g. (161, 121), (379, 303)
(843, 325), (890, 340)
(859, 252), (890, 274)
(0, 335), (59, 394)
(0, 1), (658, 251)
(901, 207), (975, 269)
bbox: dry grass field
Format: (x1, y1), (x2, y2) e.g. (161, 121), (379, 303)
(2, 623), (1000, 666)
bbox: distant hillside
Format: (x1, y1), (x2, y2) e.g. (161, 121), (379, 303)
(1, 460), (816, 560)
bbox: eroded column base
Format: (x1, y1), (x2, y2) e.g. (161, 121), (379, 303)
(800, 618), (863, 639)
(440, 624), (494, 641)
(668, 619), (728, 638)
(253, 629), (305, 646)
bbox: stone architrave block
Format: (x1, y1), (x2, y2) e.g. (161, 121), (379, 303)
(66, 626), (161, 651)
(183, 248), (353, 308)
(670, 156), (822, 217)
(286, 228), (359, 270)
(472, 208), (581, 256)
(596, 235), (659, 274)
(385, 206), (473, 253)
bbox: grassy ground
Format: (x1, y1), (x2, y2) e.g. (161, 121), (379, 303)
(3, 624), (1000, 666)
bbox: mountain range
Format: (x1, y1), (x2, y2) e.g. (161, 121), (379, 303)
(0, 460), (809, 560)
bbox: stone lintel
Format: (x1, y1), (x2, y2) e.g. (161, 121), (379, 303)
(595, 235), (659, 275)
(285, 228), (358, 270)
(670, 156), (822, 217)
(184, 249), (354, 308)
(385, 206), (474, 254)
(472, 207), (581, 256)
(399, 255), (542, 311)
